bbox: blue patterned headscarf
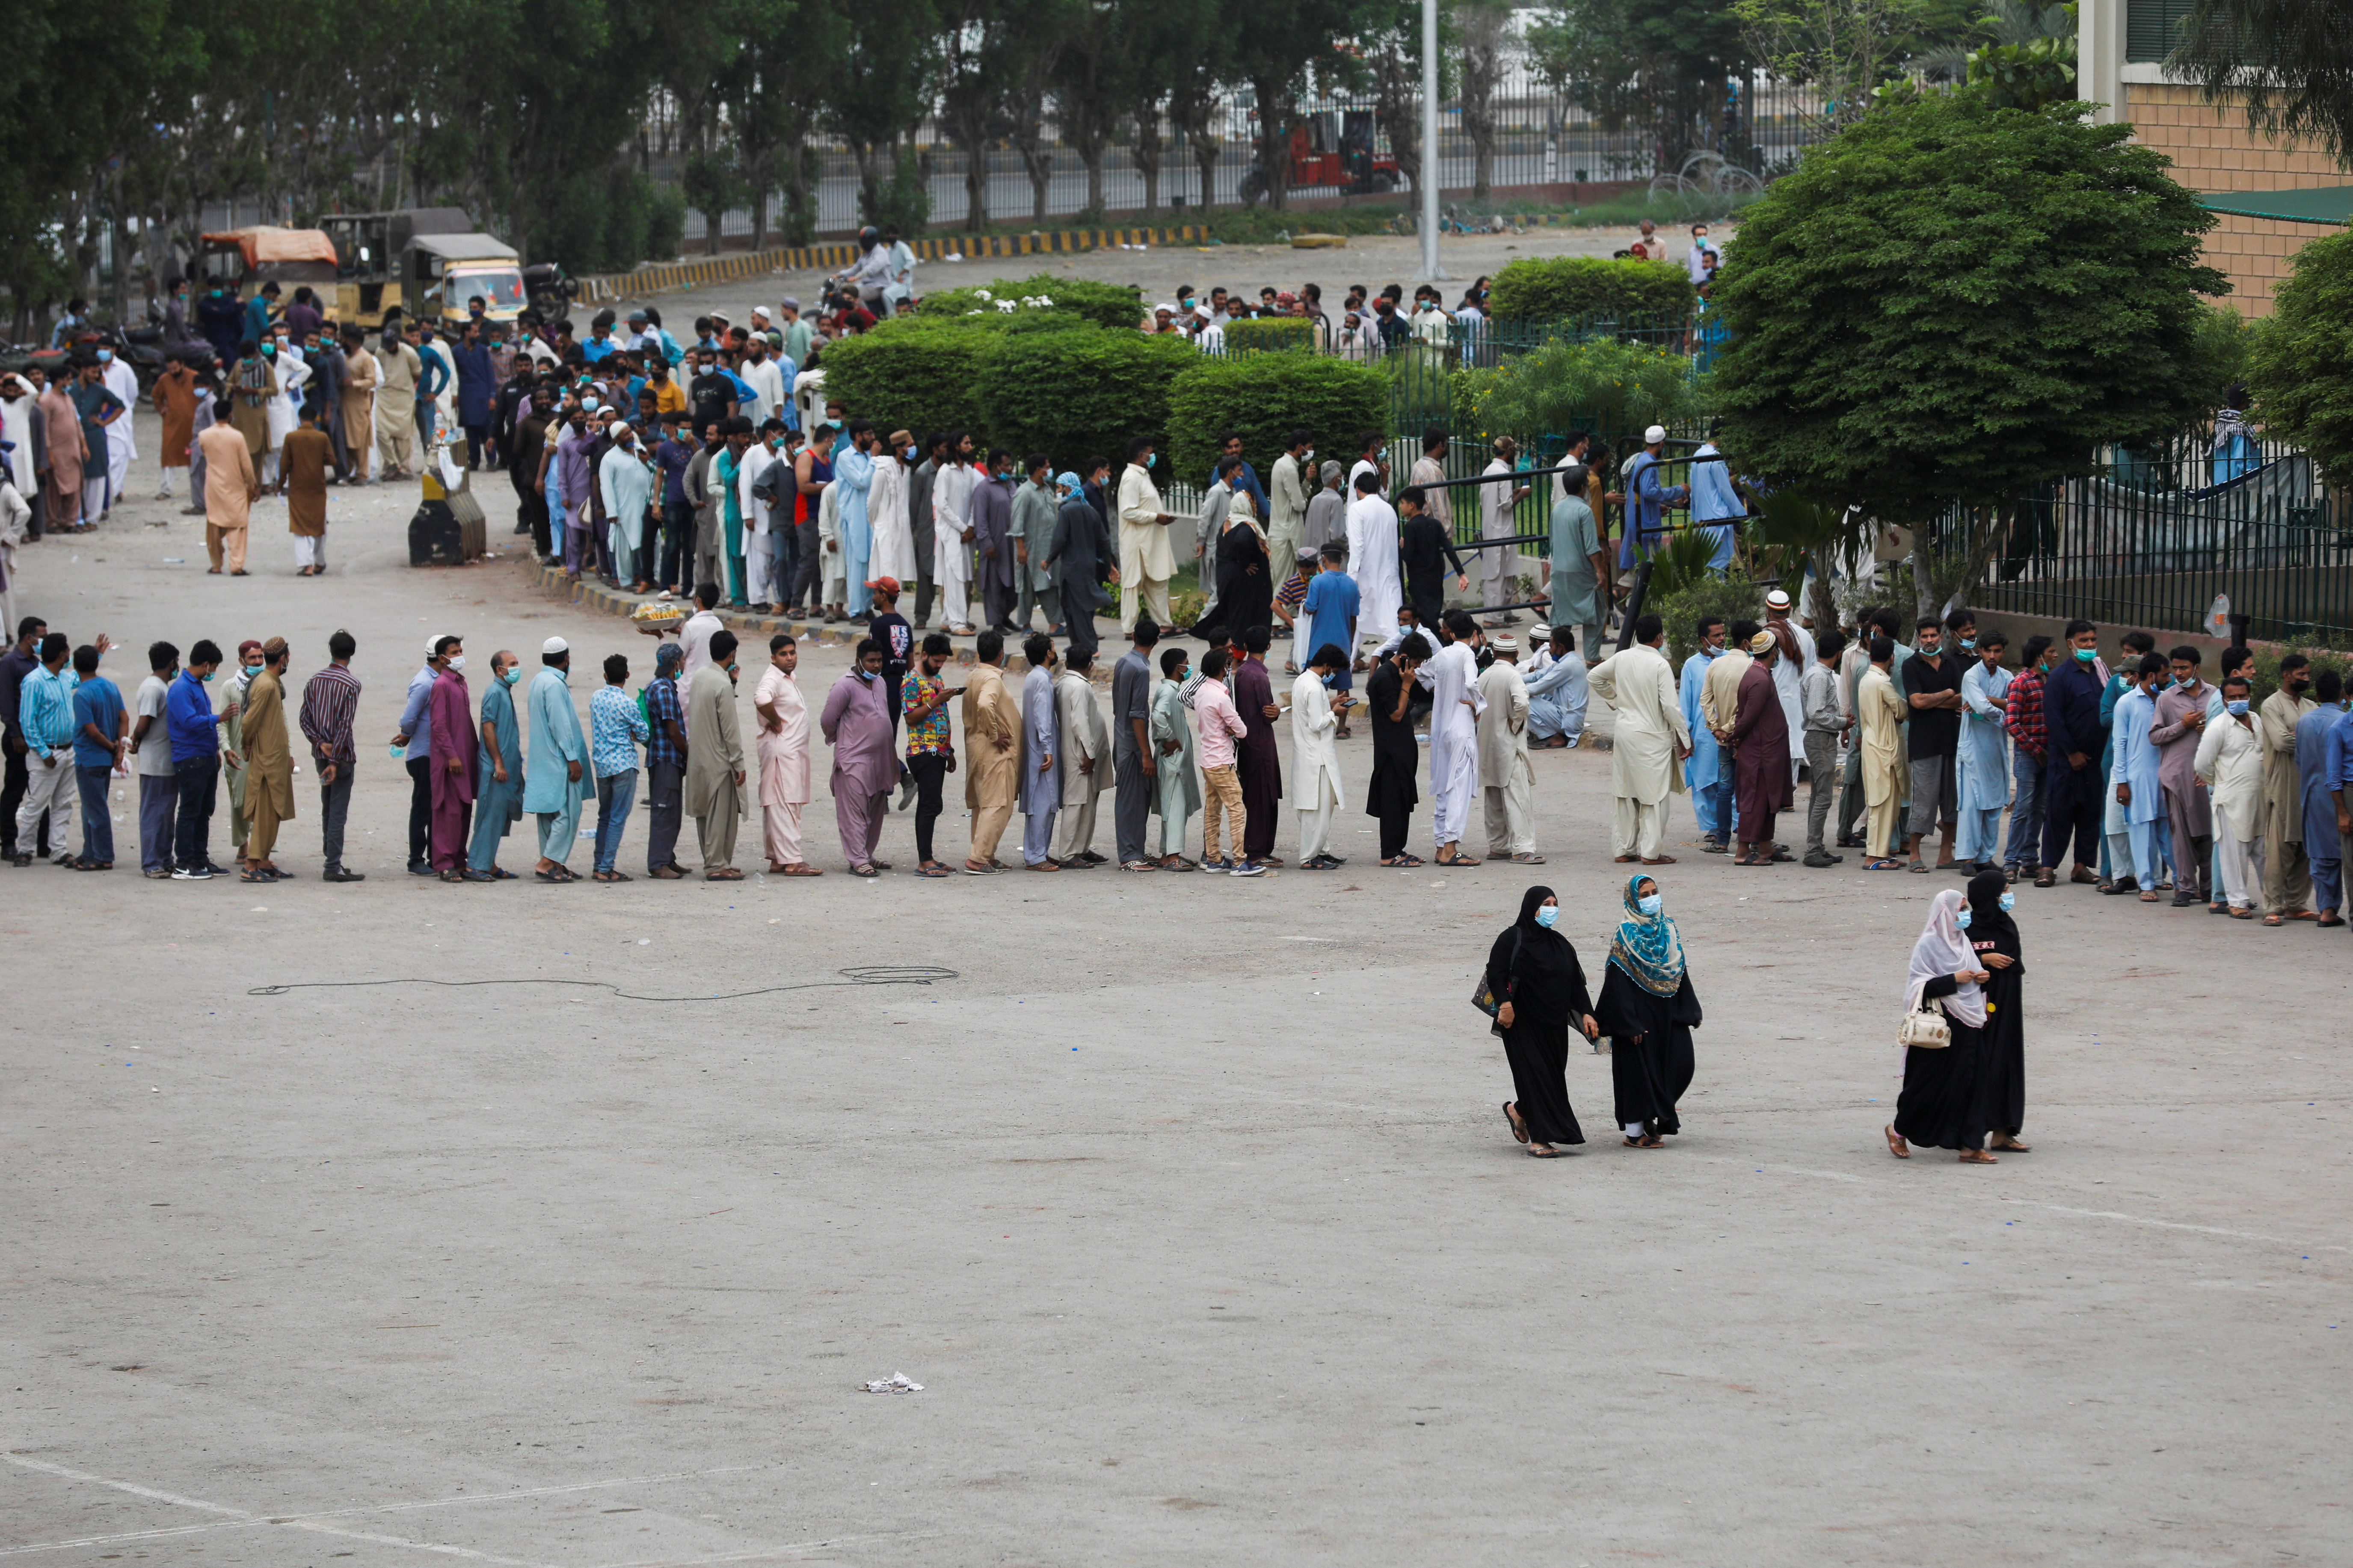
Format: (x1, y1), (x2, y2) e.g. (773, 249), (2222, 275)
(1607, 873), (1686, 997)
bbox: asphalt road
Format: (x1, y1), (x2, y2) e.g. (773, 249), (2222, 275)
(3, 406), (2347, 1567)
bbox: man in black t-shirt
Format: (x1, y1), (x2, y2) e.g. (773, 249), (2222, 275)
(866, 577), (916, 803)
(1899, 615), (1964, 871)
(687, 348), (736, 433)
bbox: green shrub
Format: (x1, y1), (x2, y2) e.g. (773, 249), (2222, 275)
(1222, 317), (1316, 355)
(978, 327), (1197, 473)
(921, 273), (1142, 334)
(1166, 355), (1389, 487)
(1650, 570), (1763, 667)
(530, 163), (689, 272)
(1461, 334), (1705, 446)
(1488, 256), (1694, 325)
(818, 317), (991, 441)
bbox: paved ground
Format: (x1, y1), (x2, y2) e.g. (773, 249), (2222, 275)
(4, 411), (2348, 1568)
(608, 228), (1645, 323)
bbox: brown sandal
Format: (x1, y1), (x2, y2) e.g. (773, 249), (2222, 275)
(1958, 1149), (1999, 1164)
(1884, 1124), (1910, 1159)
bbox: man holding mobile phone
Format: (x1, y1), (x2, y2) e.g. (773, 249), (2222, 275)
(901, 631), (960, 877)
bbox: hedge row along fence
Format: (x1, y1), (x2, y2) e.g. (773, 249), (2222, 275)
(824, 277), (1385, 485)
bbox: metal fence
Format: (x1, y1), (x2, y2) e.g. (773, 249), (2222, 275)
(1953, 429), (2351, 644)
(675, 71), (1827, 242)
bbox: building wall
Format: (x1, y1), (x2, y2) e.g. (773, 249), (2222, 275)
(2123, 83), (2343, 316)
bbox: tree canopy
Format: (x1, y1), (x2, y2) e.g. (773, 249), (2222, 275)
(1709, 88), (2229, 524)
(2247, 230), (2353, 488)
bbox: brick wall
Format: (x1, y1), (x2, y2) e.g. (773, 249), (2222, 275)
(2125, 83), (2345, 317)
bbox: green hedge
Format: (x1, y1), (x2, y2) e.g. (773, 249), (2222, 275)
(920, 273), (1143, 334)
(1222, 317), (1317, 355)
(978, 328), (1197, 473)
(816, 317), (991, 441)
(1166, 355), (1389, 486)
(1487, 256), (1694, 324)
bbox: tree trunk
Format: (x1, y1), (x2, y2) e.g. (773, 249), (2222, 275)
(1136, 110), (1164, 213)
(952, 127), (990, 232)
(1251, 77), (1292, 211)
(1910, 522), (1936, 620)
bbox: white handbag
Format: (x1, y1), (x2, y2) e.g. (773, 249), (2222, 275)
(1898, 999), (1950, 1050)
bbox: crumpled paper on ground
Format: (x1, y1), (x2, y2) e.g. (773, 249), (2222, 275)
(862, 1373), (924, 1393)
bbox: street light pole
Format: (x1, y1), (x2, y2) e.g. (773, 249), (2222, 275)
(1422, 0), (1444, 281)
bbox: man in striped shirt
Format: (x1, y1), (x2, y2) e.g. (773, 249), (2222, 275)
(299, 629), (365, 882)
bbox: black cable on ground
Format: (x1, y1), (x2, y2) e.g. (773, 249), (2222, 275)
(248, 964), (959, 1003)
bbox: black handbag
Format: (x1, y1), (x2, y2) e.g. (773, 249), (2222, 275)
(1472, 931), (1522, 1019)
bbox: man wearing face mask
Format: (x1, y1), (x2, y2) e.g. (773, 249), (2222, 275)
(868, 429), (915, 592)
(375, 324), (422, 481)
(2258, 653), (2317, 923)
(1268, 430), (1313, 577)
(1678, 615), (1730, 846)
(683, 629), (746, 880)
(237, 637), (296, 882)
(2034, 621), (2107, 887)
(166, 639), (239, 879)
(1116, 438), (1182, 634)
(551, 402), (597, 577)
(220, 639), (261, 854)
(971, 448), (1020, 636)
(2110, 653), (2169, 903)
(834, 419), (880, 619)
(427, 636), (477, 882)
(394, 635), (453, 874)
(2149, 645), (2217, 908)
(2196, 672), (2267, 917)
(822, 637), (898, 876)
(297, 629), (364, 883)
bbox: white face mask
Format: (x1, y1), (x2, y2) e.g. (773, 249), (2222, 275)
(447, 655), (466, 672)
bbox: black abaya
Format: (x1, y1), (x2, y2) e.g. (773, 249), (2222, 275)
(1893, 973), (1990, 1151)
(1595, 964), (1701, 1136)
(1488, 890), (1593, 1147)
(1365, 658), (1419, 822)
(1216, 520), (1273, 638)
(1967, 878), (2027, 1138)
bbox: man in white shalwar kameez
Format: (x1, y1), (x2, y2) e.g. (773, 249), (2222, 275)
(867, 441), (915, 585)
(1053, 649), (1111, 864)
(932, 452), (978, 634)
(1478, 643), (1538, 861)
(1417, 610), (1488, 863)
(1290, 647), (1348, 866)
(753, 637), (817, 873)
(600, 425), (654, 589)
(1762, 588), (1811, 782)
(101, 351), (139, 512)
(737, 428), (779, 606)
(1587, 615), (1692, 862)
(1344, 473), (1402, 656)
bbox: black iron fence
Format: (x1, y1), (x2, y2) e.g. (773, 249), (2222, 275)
(1955, 429), (2351, 644)
(673, 73), (1828, 242)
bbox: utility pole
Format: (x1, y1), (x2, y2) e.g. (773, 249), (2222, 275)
(1422, 0), (1445, 282)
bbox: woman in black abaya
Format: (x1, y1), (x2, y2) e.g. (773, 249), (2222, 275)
(1964, 869), (2030, 1152)
(1594, 874), (1702, 1148)
(1886, 887), (1997, 1163)
(1490, 885), (1597, 1158)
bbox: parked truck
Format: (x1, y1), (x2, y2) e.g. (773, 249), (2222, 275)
(314, 208), (527, 331)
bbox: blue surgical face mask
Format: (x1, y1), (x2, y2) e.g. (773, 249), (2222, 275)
(2074, 647), (2097, 662)
(199, 669), (213, 682)
(2226, 698), (2249, 716)
(1145, 453), (1156, 468)
(1959, 637), (1975, 650)
(97, 349), (112, 364)
(500, 667), (519, 686)
(582, 396), (600, 413)
(1997, 892), (2015, 911)
(1534, 905), (1560, 929)
(1636, 893), (1662, 916)
(1956, 909), (1974, 929)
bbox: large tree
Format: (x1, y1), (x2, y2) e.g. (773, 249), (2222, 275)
(2247, 230), (2353, 487)
(1539, 0), (1751, 174)
(2172, 0), (2353, 168)
(1710, 89), (2229, 611)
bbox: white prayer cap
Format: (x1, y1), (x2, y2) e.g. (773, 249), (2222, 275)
(1153, 303), (1176, 316)
(1643, 424), (1668, 445)
(1764, 587), (1792, 608)
(609, 421), (632, 441)
(426, 633), (442, 653)
(542, 636), (569, 656)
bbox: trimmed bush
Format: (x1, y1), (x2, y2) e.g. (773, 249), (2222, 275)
(1488, 256), (1694, 325)
(978, 328), (1198, 473)
(921, 274), (1144, 334)
(1167, 355), (1389, 486)
(1221, 317), (1317, 355)
(817, 317), (991, 442)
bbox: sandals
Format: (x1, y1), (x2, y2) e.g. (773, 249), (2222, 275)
(1639, 856), (1677, 866)
(916, 864), (952, 879)
(1884, 1124), (1910, 1159)
(593, 870), (633, 882)
(1508, 852), (1546, 864)
(1958, 1149), (1999, 1164)
(2262, 912), (2284, 926)
(1623, 1134), (1664, 1149)
(1503, 1102), (1529, 1145)
(705, 867), (744, 881)
(773, 863), (824, 876)
(1435, 852), (1483, 867)
(2033, 868), (2056, 888)
(1526, 1145), (1569, 1159)
(850, 864), (880, 878)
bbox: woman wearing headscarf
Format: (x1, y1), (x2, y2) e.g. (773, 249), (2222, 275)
(1962, 868), (2030, 1153)
(1886, 887), (1997, 1162)
(1489, 886), (1597, 1157)
(1594, 873), (1701, 1147)
(1215, 491), (1273, 639)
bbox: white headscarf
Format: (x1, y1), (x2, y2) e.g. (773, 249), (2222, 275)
(1906, 888), (1985, 1029)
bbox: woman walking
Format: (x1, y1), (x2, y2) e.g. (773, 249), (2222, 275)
(1215, 492), (1274, 639)
(1490, 886), (1597, 1158)
(1595, 874), (1701, 1147)
(1886, 887), (1998, 1163)
(1366, 632), (1428, 866)
(1964, 869), (2030, 1153)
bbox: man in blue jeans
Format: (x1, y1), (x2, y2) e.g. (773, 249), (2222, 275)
(166, 639), (237, 879)
(68, 643), (124, 868)
(589, 651), (649, 881)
